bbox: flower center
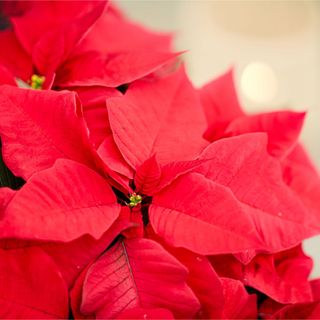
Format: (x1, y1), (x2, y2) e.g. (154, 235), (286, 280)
(30, 74), (45, 90)
(128, 193), (142, 207)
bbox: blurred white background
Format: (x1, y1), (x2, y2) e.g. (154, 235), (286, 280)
(118, 0), (320, 278)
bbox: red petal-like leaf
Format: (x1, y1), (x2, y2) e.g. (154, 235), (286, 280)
(151, 134), (318, 255)
(135, 155), (161, 194)
(43, 207), (133, 288)
(145, 227), (224, 319)
(107, 66), (207, 169)
(58, 50), (181, 88)
(0, 30), (32, 81)
(74, 85), (121, 148)
(211, 245), (313, 304)
(76, 4), (172, 55)
(98, 136), (134, 179)
(32, 1), (107, 75)
(0, 86), (97, 179)
(224, 111), (305, 158)
(0, 247), (68, 319)
(80, 238), (200, 318)
(0, 159), (120, 242)
(268, 302), (320, 319)
(11, 1), (106, 54)
(221, 278), (257, 319)
(283, 145), (320, 225)
(151, 172), (265, 254)
(244, 245), (313, 304)
(117, 308), (174, 319)
(199, 68), (244, 130)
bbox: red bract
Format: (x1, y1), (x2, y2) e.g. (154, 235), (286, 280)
(199, 68), (320, 247)
(211, 245), (314, 304)
(1, 1), (320, 318)
(0, 1), (178, 89)
(0, 86), (97, 180)
(0, 159), (120, 241)
(105, 66), (208, 169)
(0, 247), (69, 318)
(200, 69), (306, 159)
(73, 238), (200, 318)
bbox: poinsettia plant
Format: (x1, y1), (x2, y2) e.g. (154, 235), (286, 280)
(0, 1), (320, 319)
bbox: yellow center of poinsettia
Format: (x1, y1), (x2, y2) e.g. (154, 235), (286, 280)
(30, 74), (45, 90)
(128, 193), (142, 207)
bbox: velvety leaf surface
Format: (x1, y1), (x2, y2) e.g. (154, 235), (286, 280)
(11, 1), (106, 55)
(0, 247), (68, 319)
(58, 50), (181, 88)
(98, 136), (134, 180)
(32, 1), (106, 75)
(283, 145), (320, 224)
(0, 86), (97, 179)
(116, 308), (174, 319)
(211, 245), (314, 304)
(150, 172), (266, 255)
(73, 85), (121, 149)
(80, 238), (200, 318)
(0, 30), (32, 81)
(43, 207), (132, 288)
(220, 278), (257, 319)
(199, 68), (244, 129)
(135, 155), (161, 195)
(0, 65), (16, 85)
(107, 67), (207, 169)
(224, 111), (306, 158)
(75, 4), (172, 55)
(198, 134), (318, 238)
(267, 302), (320, 319)
(145, 227), (224, 319)
(151, 134), (318, 255)
(244, 245), (313, 304)
(0, 159), (120, 241)
(70, 262), (93, 320)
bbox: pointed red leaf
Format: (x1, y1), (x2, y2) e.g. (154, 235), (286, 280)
(0, 247), (68, 319)
(224, 111), (306, 158)
(80, 238), (200, 318)
(150, 172), (265, 255)
(76, 4), (172, 55)
(198, 134), (318, 230)
(0, 86), (97, 179)
(153, 158), (208, 194)
(0, 159), (120, 242)
(11, 1), (107, 55)
(150, 134), (318, 255)
(32, 1), (107, 75)
(243, 245), (313, 304)
(43, 207), (133, 288)
(58, 50), (182, 88)
(135, 155), (161, 194)
(199, 68), (244, 127)
(145, 227), (224, 319)
(74, 85), (121, 149)
(107, 66), (207, 169)
(282, 145), (320, 225)
(0, 30), (32, 81)
(221, 278), (257, 319)
(98, 136), (134, 179)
